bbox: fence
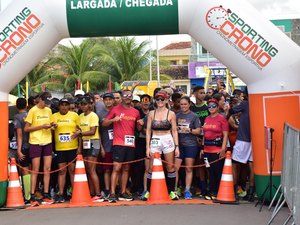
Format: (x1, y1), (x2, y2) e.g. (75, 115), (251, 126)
(269, 123), (300, 225)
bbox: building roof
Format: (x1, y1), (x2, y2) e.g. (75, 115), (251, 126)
(160, 42), (191, 50)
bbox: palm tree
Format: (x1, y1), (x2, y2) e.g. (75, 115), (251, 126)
(93, 37), (154, 83)
(48, 38), (112, 93)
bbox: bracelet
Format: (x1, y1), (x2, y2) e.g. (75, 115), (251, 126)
(175, 145), (179, 147)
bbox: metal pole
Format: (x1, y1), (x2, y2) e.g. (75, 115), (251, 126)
(156, 36), (160, 87)
(149, 36), (152, 81)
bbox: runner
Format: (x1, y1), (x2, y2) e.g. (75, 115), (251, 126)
(51, 98), (81, 203)
(78, 95), (104, 202)
(146, 91), (180, 200)
(14, 97), (31, 204)
(175, 96), (201, 200)
(97, 92), (115, 199)
(24, 92), (55, 206)
(103, 89), (142, 203)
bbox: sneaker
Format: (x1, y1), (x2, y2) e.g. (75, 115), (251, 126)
(101, 190), (110, 201)
(34, 191), (43, 200)
(177, 187), (182, 197)
(108, 194), (118, 203)
(24, 199), (31, 206)
(92, 195), (104, 203)
(169, 191), (179, 200)
(140, 191), (150, 201)
(41, 196), (55, 205)
(184, 191), (192, 200)
(30, 197), (40, 207)
(119, 192), (134, 201)
(56, 194), (65, 203)
(237, 186), (247, 198)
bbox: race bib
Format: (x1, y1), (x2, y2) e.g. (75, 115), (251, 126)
(124, 135), (135, 146)
(83, 139), (91, 149)
(59, 133), (71, 143)
(178, 122), (190, 134)
(150, 138), (161, 148)
(108, 129), (114, 140)
(9, 141), (17, 150)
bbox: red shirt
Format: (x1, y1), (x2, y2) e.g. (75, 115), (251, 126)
(203, 114), (229, 153)
(106, 104), (140, 147)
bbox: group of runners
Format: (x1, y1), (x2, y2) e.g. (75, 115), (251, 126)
(9, 81), (254, 206)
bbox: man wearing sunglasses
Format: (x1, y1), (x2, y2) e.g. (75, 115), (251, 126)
(103, 89), (142, 203)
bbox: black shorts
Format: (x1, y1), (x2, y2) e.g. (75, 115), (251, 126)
(18, 147), (30, 167)
(112, 145), (135, 163)
(56, 150), (77, 164)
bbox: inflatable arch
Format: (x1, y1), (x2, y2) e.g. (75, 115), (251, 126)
(0, 0), (299, 206)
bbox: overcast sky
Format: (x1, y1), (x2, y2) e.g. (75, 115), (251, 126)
(1, 0), (299, 48)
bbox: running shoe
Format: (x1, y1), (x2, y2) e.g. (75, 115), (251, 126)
(92, 195), (105, 202)
(177, 187), (182, 197)
(56, 194), (65, 203)
(169, 191), (179, 200)
(237, 186), (247, 198)
(184, 191), (192, 200)
(101, 190), (110, 201)
(108, 194), (118, 203)
(140, 191), (150, 201)
(119, 192), (134, 201)
(30, 197), (40, 207)
(204, 194), (214, 200)
(41, 196), (54, 205)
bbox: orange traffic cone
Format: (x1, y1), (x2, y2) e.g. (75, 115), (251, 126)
(70, 154), (92, 206)
(148, 152), (171, 204)
(214, 151), (238, 204)
(6, 158), (25, 208)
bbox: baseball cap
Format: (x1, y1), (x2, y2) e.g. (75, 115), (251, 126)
(74, 89), (85, 96)
(207, 98), (219, 106)
(102, 93), (115, 99)
(132, 95), (140, 102)
(39, 92), (52, 105)
(59, 98), (70, 105)
(155, 91), (168, 99)
(79, 96), (91, 104)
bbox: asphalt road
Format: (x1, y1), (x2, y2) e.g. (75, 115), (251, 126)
(0, 202), (290, 225)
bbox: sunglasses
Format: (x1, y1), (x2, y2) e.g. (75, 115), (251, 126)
(208, 104), (218, 109)
(122, 94), (132, 98)
(155, 98), (165, 102)
(141, 98), (150, 103)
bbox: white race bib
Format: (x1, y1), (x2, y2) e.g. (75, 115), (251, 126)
(83, 139), (91, 149)
(124, 135), (135, 146)
(108, 129), (114, 140)
(59, 133), (71, 143)
(150, 138), (161, 148)
(9, 141), (17, 150)
(178, 122), (190, 134)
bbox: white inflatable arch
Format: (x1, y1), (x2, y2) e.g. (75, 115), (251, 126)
(0, 0), (299, 205)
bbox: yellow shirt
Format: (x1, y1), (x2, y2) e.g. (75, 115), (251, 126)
(25, 105), (52, 145)
(51, 111), (80, 151)
(79, 111), (100, 140)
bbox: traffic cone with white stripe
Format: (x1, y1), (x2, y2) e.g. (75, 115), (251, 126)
(6, 158), (25, 208)
(70, 154), (92, 206)
(148, 152), (171, 203)
(214, 151), (238, 204)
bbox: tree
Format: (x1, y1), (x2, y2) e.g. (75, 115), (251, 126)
(47, 38), (112, 92)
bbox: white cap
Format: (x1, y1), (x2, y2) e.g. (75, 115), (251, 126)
(74, 90), (85, 96)
(132, 95), (140, 102)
